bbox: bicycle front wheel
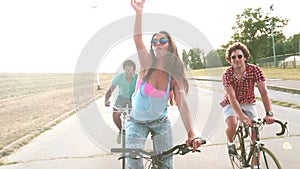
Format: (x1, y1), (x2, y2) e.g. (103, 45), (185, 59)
(253, 147), (282, 169)
(230, 154), (243, 169)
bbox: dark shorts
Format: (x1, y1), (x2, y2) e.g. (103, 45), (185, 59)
(114, 96), (132, 109)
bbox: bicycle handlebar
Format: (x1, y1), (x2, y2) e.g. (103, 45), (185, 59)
(162, 139), (206, 156)
(111, 139), (206, 160)
(274, 120), (288, 136)
(112, 106), (132, 111)
(250, 118), (288, 136)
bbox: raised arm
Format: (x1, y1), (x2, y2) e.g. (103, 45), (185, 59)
(131, 0), (151, 68)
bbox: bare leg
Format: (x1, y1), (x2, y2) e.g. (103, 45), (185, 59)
(112, 108), (122, 132)
(226, 116), (238, 142)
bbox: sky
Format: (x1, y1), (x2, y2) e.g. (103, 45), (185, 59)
(0, 0), (299, 73)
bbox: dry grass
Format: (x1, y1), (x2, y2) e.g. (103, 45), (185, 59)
(261, 68), (300, 80)
(0, 73), (114, 153)
(188, 67), (225, 77)
(189, 67), (300, 80)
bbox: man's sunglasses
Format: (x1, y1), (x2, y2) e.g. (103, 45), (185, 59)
(231, 54), (243, 60)
(151, 37), (169, 46)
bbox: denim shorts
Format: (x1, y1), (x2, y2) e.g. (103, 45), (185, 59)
(125, 117), (173, 169)
(222, 104), (258, 121)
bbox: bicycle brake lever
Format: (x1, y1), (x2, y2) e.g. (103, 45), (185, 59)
(174, 144), (189, 155)
(285, 122), (290, 137)
(118, 156), (125, 161)
(180, 147), (190, 155)
(195, 149), (201, 153)
(180, 145), (201, 155)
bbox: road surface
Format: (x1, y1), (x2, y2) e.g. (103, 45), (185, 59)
(0, 80), (299, 169)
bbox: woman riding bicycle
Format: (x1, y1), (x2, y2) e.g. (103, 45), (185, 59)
(128, 0), (203, 168)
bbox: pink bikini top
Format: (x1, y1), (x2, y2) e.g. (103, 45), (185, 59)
(136, 79), (167, 98)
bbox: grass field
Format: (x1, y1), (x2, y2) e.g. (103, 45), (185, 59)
(189, 67), (300, 80)
(0, 73), (114, 155)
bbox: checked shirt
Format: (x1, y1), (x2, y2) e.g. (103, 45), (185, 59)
(220, 63), (266, 107)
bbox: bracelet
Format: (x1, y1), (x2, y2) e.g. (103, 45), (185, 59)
(191, 137), (201, 146)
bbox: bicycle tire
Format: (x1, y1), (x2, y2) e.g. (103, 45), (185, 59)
(252, 147), (282, 169)
(229, 127), (248, 169)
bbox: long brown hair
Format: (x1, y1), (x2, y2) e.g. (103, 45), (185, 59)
(141, 31), (189, 105)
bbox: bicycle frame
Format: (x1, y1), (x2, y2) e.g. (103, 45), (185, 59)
(230, 118), (288, 169)
(237, 122), (264, 168)
(233, 124), (248, 167)
(113, 105), (132, 169)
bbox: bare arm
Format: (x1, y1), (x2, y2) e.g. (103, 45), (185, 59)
(257, 81), (272, 112)
(173, 81), (202, 151)
(257, 81), (275, 124)
(131, 0), (151, 68)
(104, 84), (116, 107)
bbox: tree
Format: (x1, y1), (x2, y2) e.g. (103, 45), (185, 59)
(182, 48), (205, 69)
(182, 49), (189, 68)
(286, 33), (300, 54)
(206, 49), (226, 68)
(217, 48), (229, 66)
(190, 48), (205, 69)
(231, 7), (288, 64)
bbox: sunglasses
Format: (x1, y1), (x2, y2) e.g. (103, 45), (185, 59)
(151, 37), (169, 46)
(231, 54), (243, 60)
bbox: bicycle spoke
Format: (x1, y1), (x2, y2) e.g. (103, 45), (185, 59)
(229, 128), (247, 169)
(253, 147), (282, 169)
(230, 155), (243, 169)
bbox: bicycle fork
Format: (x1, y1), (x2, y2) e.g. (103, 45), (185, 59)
(247, 127), (264, 169)
(237, 126), (248, 168)
(121, 104), (130, 169)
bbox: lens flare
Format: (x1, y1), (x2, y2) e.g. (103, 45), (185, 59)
(282, 142), (292, 150)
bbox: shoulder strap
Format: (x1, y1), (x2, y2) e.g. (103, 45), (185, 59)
(165, 74), (172, 99)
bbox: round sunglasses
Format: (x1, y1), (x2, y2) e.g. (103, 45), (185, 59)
(151, 37), (169, 46)
(231, 54), (243, 60)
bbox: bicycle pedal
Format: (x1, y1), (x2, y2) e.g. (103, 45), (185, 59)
(229, 154), (238, 157)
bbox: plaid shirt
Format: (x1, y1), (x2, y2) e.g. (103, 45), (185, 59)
(220, 63), (266, 107)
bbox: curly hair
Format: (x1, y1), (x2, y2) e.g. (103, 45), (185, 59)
(225, 42), (251, 63)
(123, 59), (136, 71)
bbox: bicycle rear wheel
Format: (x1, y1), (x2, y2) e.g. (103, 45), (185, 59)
(253, 147), (282, 169)
(229, 130), (246, 169)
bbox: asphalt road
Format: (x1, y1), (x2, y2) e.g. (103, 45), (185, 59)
(0, 80), (299, 169)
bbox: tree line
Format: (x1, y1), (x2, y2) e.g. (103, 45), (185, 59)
(182, 7), (300, 69)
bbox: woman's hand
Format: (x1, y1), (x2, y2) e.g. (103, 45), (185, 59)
(131, 0), (145, 13)
(185, 128), (202, 152)
(186, 136), (202, 152)
(104, 101), (111, 107)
